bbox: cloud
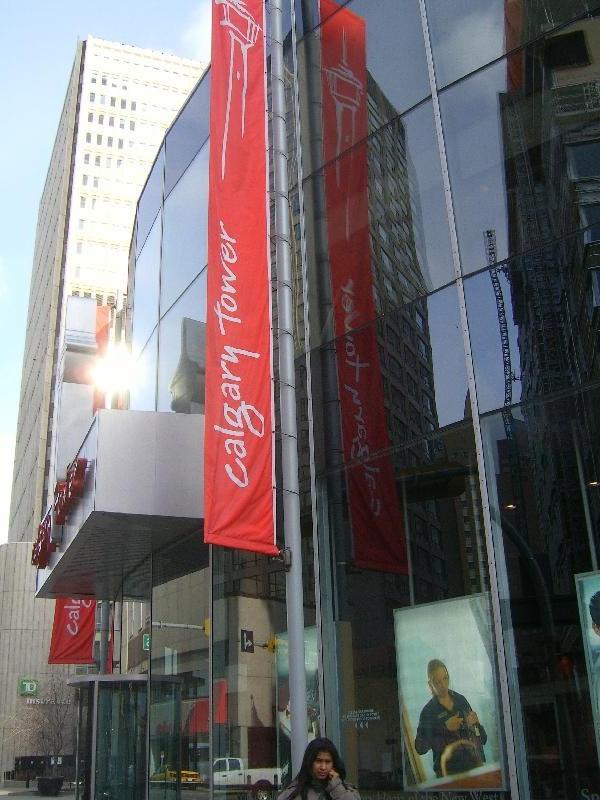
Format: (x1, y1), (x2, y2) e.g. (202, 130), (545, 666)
(432, 5), (503, 86)
(0, 433), (15, 543)
(181, 1), (212, 66)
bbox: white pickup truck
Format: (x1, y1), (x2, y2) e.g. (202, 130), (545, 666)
(212, 757), (282, 800)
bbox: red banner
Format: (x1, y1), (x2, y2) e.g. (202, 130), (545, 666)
(204, 0), (277, 554)
(48, 598), (96, 664)
(320, 0), (407, 572)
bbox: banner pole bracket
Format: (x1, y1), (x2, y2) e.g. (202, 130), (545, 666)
(273, 547), (292, 570)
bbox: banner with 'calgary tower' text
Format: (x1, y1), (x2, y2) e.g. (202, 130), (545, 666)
(48, 598), (96, 664)
(204, 0), (277, 555)
(320, 0), (407, 573)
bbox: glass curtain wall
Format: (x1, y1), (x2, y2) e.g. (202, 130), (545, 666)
(149, 535), (210, 800)
(127, 71), (213, 800)
(125, 3), (600, 799)
(295, 2), (600, 800)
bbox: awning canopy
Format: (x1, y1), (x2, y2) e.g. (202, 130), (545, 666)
(185, 679), (228, 735)
(36, 410), (205, 600)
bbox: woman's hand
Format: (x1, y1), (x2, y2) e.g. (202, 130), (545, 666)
(328, 769), (339, 781)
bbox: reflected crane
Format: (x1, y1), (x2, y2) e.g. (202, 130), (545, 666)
(484, 229), (518, 439)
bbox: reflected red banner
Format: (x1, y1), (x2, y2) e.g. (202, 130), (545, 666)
(320, 0), (407, 572)
(185, 679), (228, 734)
(505, 0), (523, 91)
(204, 0), (277, 554)
(48, 598), (96, 665)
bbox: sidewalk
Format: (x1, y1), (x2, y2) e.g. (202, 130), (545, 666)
(0, 788), (74, 799)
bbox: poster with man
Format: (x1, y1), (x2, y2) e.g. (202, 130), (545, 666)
(393, 594), (506, 791)
(276, 627), (320, 784)
(575, 571), (600, 764)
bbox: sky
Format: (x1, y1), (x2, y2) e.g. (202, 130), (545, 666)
(0, 1), (212, 543)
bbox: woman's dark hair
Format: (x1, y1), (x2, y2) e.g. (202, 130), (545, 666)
(286, 737), (346, 800)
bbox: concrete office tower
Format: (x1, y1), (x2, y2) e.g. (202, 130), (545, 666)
(8, 36), (205, 545)
(0, 543), (60, 780)
(0, 36), (204, 780)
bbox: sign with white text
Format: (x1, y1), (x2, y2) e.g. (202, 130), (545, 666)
(203, 0), (277, 555)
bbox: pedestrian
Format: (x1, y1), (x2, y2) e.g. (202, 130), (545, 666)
(278, 738), (360, 800)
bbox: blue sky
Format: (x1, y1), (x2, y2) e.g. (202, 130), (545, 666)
(0, 1), (211, 542)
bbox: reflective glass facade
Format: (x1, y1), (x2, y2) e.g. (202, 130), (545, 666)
(124, 5), (600, 799)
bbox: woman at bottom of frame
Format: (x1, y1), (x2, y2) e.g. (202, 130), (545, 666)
(278, 737), (360, 800)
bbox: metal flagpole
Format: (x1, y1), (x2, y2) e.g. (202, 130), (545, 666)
(270, 0), (309, 775)
(98, 600), (110, 674)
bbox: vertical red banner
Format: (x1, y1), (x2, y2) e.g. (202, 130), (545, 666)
(48, 598), (96, 665)
(320, 0), (407, 573)
(204, 0), (277, 554)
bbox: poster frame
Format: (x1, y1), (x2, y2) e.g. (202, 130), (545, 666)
(393, 592), (506, 792)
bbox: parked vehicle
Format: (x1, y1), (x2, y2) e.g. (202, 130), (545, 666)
(212, 757), (282, 800)
(150, 765), (202, 787)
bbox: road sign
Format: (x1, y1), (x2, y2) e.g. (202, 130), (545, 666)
(241, 629), (254, 653)
(142, 633), (151, 651)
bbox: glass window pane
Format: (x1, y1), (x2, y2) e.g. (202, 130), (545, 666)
(425, 0), (594, 88)
(132, 215), (161, 354)
(95, 682), (147, 800)
(309, 283), (469, 515)
(440, 30), (600, 276)
(355, 0), (430, 119)
(303, 101), (453, 349)
(314, 419), (509, 792)
(157, 272), (207, 414)
(149, 533), (210, 800)
(570, 140), (600, 178)
(136, 145), (164, 256)
(382, 103), (454, 295)
(164, 75), (210, 197)
(467, 225), (598, 415)
(212, 542), (316, 791)
(298, 0), (430, 174)
(480, 387), (600, 799)
(160, 144), (209, 316)
(129, 332), (157, 412)
(439, 60), (511, 274)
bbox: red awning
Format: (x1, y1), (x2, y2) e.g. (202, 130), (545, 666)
(185, 679), (228, 735)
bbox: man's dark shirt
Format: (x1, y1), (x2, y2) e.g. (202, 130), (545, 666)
(414, 690), (487, 777)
